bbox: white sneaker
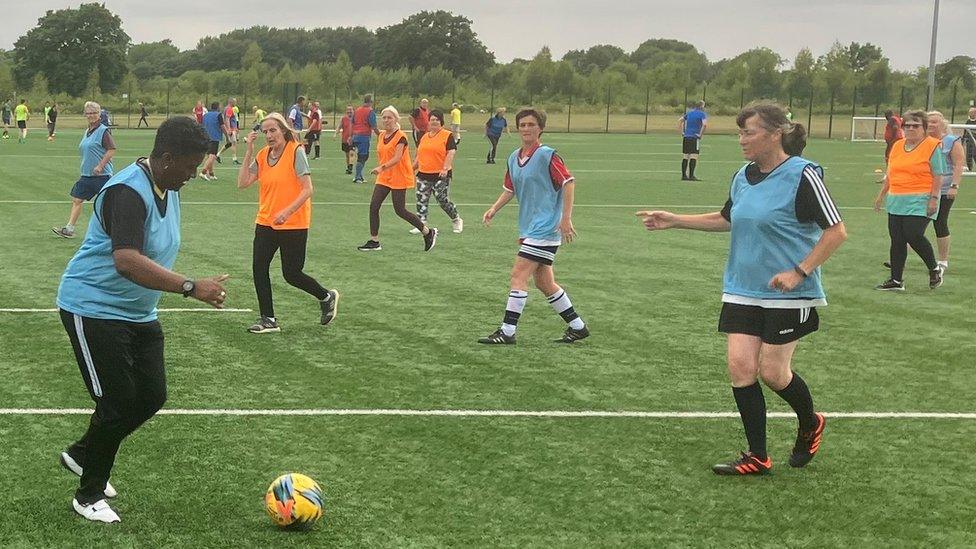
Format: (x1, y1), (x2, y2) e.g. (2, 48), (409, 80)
(60, 452), (117, 498)
(408, 227), (422, 234)
(72, 498), (120, 523)
(199, 173), (211, 181)
(452, 217), (464, 233)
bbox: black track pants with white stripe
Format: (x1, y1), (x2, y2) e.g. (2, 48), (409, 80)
(59, 309), (167, 504)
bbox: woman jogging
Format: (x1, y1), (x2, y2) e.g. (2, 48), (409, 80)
(53, 102), (116, 238)
(356, 106), (437, 252)
(238, 113), (339, 334)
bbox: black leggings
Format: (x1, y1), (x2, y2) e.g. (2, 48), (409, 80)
(888, 214), (937, 281)
(487, 135), (500, 161)
(933, 196), (954, 238)
(252, 224), (328, 318)
(369, 185), (425, 237)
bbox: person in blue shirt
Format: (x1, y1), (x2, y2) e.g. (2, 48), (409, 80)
(479, 109), (589, 344)
(199, 102), (228, 180)
(56, 117), (228, 523)
(638, 102), (847, 476)
(484, 107), (510, 164)
(678, 100), (708, 181)
(52, 101), (116, 238)
(288, 96), (306, 132)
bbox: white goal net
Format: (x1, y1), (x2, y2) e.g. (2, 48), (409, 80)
(851, 116), (887, 142)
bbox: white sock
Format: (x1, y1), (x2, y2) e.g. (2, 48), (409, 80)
(501, 290), (528, 336)
(937, 261), (948, 268)
(547, 287), (585, 330)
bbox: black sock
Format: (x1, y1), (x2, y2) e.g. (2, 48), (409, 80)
(774, 373), (817, 431)
(732, 383), (767, 460)
(314, 144), (320, 158)
(681, 158), (688, 177)
(689, 159), (697, 177)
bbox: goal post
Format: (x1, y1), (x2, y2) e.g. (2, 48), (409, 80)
(851, 116), (887, 142)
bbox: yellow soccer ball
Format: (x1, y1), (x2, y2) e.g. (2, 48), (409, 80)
(265, 473), (324, 530)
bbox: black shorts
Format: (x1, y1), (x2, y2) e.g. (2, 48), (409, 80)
(341, 142), (352, 153)
(1, 115), (9, 125)
(682, 137), (700, 155)
(517, 241), (559, 266)
(208, 141), (220, 155)
(305, 131), (321, 143)
(17, 120), (26, 129)
(70, 175), (112, 201)
(718, 302), (819, 345)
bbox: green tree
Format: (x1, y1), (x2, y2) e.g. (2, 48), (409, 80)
(13, 3), (130, 95)
(422, 66), (453, 97)
(845, 42), (883, 74)
(786, 48), (818, 101)
(525, 47), (554, 98)
(551, 61), (577, 97)
(241, 42), (264, 71)
(373, 11), (494, 78)
(818, 42), (852, 99)
(935, 56), (975, 89)
(85, 68), (100, 98)
(128, 40), (183, 79)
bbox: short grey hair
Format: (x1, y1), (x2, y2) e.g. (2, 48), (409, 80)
(84, 101), (101, 113)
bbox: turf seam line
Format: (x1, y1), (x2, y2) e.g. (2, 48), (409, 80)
(1, 409), (974, 419)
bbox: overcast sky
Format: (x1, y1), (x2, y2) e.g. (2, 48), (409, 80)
(2, 1), (973, 71)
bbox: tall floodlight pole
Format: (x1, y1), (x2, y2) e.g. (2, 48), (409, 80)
(926, 0), (939, 110)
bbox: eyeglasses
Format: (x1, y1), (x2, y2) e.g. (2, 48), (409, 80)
(84, 111), (99, 115)
(902, 123), (923, 129)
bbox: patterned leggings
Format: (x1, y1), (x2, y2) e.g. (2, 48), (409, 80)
(415, 175), (459, 222)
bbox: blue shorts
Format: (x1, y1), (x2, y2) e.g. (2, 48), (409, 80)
(351, 135), (371, 157)
(70, 175), (111, 201)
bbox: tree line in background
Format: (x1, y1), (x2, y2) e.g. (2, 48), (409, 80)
(1, 3), (974, 126)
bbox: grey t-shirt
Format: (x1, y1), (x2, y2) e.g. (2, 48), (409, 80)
(249, 145), (311, 176)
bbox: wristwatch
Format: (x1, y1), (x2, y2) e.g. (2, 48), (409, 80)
(181, 279), (195, 298)
(950, 184), (959, 189)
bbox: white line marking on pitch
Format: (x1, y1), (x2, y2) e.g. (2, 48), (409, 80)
(0, 308), (252, 313)
(0, 200), (928, 211)
(0, 408), (973, 419)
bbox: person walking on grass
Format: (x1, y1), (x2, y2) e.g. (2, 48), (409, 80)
(350, 95), (379, 183)
(926, 111), (964, 274)
(337, 104), (355, 175)
(199, 102), (229, 181)
(411, 109), (463, 235)
(14, 98), (29, 143)
(638, 102), (846, 476)
(874, 110), (946, 291)
(137, 103), (149, 128)
(479, 108), (589, 345)
(238, 112), (339, 334)
(484, 107), (509, 164)
(450, 102), (462, 144)
(679, 100), (707, 181)
(56, 117), (225, 523)
(46, 101), (59, 141)
(1, 99), (11, 139)
(53, 102), (117, 239)
(357, 106), (438, 252)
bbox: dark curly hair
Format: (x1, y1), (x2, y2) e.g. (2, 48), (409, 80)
(151, 116), (210, 159)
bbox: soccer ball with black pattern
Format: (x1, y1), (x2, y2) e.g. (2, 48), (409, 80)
(265, 473), (324, 530)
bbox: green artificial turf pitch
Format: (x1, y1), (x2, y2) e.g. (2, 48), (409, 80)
(0, 128), (974, 547)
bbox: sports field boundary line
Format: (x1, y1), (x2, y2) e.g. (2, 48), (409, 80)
(0, 308), (252, 313)
(0, 200), (944, 211)
(1, 408), (974, 419)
